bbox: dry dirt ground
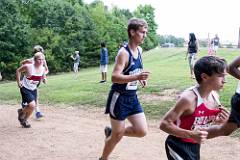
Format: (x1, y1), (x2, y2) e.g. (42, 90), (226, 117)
(0, 104), (240, 160)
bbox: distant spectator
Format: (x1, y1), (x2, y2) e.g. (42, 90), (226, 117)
(99, 42), (108, 83)
(186, 33), (199, 79)
(71, 51), (80, 74)
(208, 35), (214, 56)
(212, 34), (220, 54)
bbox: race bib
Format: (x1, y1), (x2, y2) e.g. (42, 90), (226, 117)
(126, 81), (138, 90)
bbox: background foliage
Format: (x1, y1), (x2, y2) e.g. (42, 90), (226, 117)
(0, 0), (159, 80)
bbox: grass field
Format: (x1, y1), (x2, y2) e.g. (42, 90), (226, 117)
(0, 47), (240, 119)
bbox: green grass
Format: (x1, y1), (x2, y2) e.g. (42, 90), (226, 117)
(0, 47), (240, 118)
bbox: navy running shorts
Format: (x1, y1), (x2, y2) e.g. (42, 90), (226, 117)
(20, 87), (37, 106)
(105, 90), (143, 120)
(165, 135), (200, 160)
(228, 93), (240, 127)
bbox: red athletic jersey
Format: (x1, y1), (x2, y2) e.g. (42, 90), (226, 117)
(176, 86), (221, 143)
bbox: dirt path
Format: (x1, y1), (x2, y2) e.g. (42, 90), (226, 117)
(0, 104), (240, 160)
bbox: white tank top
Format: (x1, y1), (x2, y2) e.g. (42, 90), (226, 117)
(22, 64), (44, 90)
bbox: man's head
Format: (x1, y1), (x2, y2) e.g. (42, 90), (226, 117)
(194, 56), (227, 84)
(33, 45), (44, 54)
(127, 18), (148, 39)
(100, 42), (106, 48)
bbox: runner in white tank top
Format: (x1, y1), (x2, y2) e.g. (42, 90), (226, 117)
(16, 52), (45, 128)
(20, 45), (48, 118)
(22, 63), (45, 90)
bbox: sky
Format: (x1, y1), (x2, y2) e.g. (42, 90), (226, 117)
(84, 0), (240, 44)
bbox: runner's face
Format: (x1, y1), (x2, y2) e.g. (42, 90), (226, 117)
(132, 26), (148, 44)
(35, 56), (44, 66)
(207, 70), (227, 90)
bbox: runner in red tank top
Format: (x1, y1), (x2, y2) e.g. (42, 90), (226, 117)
(159, 56), (229, 160)
(207, 55), (240, 138)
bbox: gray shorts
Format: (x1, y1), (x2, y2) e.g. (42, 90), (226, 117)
(188, 53), (197, 67)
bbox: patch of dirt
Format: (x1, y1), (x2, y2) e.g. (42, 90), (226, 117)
(0, 104), (240, 160)
(140, 89), (180, 102)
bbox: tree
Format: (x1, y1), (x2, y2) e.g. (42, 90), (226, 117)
(0, 0), (31, 79)
(0, 0), (160, 80)
(157, 35), (185, 47)
(134, 5), (158, 50)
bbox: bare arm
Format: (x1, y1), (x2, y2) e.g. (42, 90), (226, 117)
(20, 58), (33, 65)
(16, 65), (28, 88)
(43, 59), (49, 75)
(159, 92), (208, 143)
(228, 56), (240, 80)
(207, 122), (238, 139)
(111, 49), (149, 84)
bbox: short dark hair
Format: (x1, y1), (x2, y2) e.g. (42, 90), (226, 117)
(100, 42), (106, 47)
(194, 56), (227, 83)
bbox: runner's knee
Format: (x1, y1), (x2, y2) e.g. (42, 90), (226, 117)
(111, 131), (124, 143)
(134, 128), (147, 137)
(28, 101), (36, 109)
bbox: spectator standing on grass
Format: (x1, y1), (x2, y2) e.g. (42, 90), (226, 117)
(71, 50), (80, 74)
(186, 33), (199, 79)
(212, 34), (220, 54)
(99, 42), (109, 83)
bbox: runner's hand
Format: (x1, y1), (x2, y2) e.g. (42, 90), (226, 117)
(17, 82), (23, 88)
(137, 71), (150, 81)
(43, 78), (47, 84)
(190, 130), (208, 144)
(214, 107), (229, 124)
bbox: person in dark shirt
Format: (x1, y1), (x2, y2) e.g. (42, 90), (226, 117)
(212, 34), (220, 54)
(186, 33), (199, 79)
(99, 42), (109, 83)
